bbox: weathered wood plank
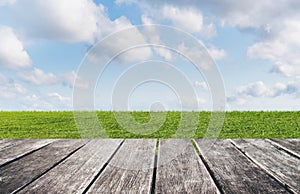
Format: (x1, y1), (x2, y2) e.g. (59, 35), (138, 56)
(195, 139), (289, 194)
(19, 139), (123, 194)
(232, 139), (300, 193)
(0, 139), (55, 166)
(269, 139), (300, 158)
(87, 139), (156, 194)
(0, 139), (29, 150)
(155, 139), (219, 194)
(0, 139), (86, 193)
(0, 139), (50, 149)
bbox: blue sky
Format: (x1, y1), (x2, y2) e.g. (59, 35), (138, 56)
(0, 0), (299, 111)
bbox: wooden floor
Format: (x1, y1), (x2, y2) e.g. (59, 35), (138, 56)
(0, 139), (299, 194)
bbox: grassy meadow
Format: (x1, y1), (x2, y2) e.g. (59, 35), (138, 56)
(0, 111), (299, 139)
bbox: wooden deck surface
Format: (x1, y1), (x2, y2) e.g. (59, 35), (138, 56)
(0, 139), (299, 194)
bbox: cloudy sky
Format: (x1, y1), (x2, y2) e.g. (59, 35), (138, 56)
(0, 0), (299, 111)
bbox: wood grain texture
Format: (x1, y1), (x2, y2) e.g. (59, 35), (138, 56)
(269, 139), (300, 158)
(0, 139), (32, 150)
(195, 139), (289, 194)
(19, 139), (123, 194)
(155, 139), (219, 194)
(87, 139), (156, 194)
(0, 139), (86, 193)
(0, 139), (15, 150)
(232, 139), (300, 193)
(0, 139), (54, 166)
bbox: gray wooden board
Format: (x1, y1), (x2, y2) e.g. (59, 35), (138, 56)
(0, 139), (30, 150)
(195, 139), (289, 194)
(270, 139), (300, 157)
(19, 139), (123, 194)
(232, 139), (300, 193)
(0, 139), (86, 193)
(87, 139), (156, 194)
(155, 139), (219, 194)
(0, 139), (55, 166)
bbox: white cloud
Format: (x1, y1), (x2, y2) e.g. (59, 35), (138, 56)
(23, 94), (53, 110)
(47, 92), (71, 104)
(246, 19), (300, 77)
(270, 61), (300, 77)
(237, 81), (273, 97)
(11, 0), (135, 43)
(140, 5), (216, 38)
(12, 0), (101, 43)
(192, 1), (300, 77)
(154, 47), (172, 61)
(194, 0), (299, 30)
(16, 68), (90, 89)
(0, 25), (31, 69)
(247, 41), (288, 61)
(161, 5), (203, 33)
(177, 43), (213, 69)
(272, 80), (300, 97)
(141, 14), (154, 25)
(0, 73), (26, 98)
(207, 46), (226, 61)
(23, 92), (72, 110)
(194, 81), (208, 91)
(125, 0), (300, 77)
(17, 68), (58, 85)
(198, 1), (300, 77)
(89, 26), (152, 64)
(229, 80), (300, 105)
(61, 71), (89, 89)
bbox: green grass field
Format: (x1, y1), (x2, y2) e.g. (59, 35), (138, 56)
(0, 111), (299, 139)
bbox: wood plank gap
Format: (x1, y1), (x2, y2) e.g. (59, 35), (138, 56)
(150, 139), (159, 194)
(190, 139), (200, 154)
(82, 139), (125, 194)
(14, 141), (88, 194)
(266, 139), (300, 160)
(229, 139), (295, 194)
(0, 141), (54, 168)
(192, 139), (223, 194)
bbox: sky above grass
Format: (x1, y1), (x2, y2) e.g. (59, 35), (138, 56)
(0, 0), (299, 111)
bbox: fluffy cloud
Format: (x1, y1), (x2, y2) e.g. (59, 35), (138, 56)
(154, 47), (172, 61)
(247, 41), (288, 61)
(229, 80), (300, 105)
(11, 0), (136, 43)
(0, 25), (31, 69)
(246, 19), (300, 77)
(17, 68), (90, 89)
(207, 46), (226, 61)
(0, 73), (26, 98)
(237, 81), (273, 97)
(47, 93), (71, 105)
(12, 0), (101, 43)
(61, 71), (89, 89)
(204, 1), (300, 77)
(17, 68), (58, 85)
(23, 92), (71, 110)
(23, 94), (52, 110)
(270, 61), (300, 77)
(177, 43), (213, 69)
(124, 0), (300, 77)
(161, 5), (215, 37)
(88, 26), (152, 64)
(194, 81), (208, 91)
(140, 5), (216, 38)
